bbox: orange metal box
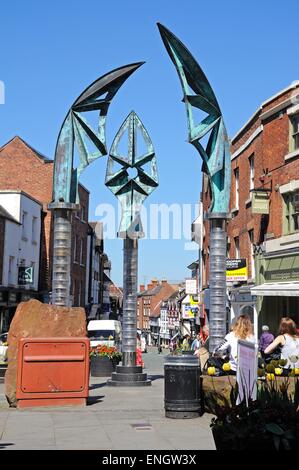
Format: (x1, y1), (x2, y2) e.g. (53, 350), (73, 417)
(16, 337), (90, 408)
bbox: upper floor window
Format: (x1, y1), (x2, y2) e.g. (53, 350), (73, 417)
(291, 114), (299, 151)
(73, 235), (78, 263)
(249, 154), (254, 191)
(234, 168), (239, 209)
(31, 216), (38, 244)
(22, 211), (28, 240)
(248, 230), (255, 279)
(283, 192), (299, 234)
(234, 236), (240, 258)
(8, 256), (15, 285)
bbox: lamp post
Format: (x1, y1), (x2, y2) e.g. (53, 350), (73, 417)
(49, 63), (144, 306)
(158, 24), (231, 352)
(105, 111), (158, 386)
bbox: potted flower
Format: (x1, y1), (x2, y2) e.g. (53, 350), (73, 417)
(205, 363), (299, 450)
(90, 345), (122, 377)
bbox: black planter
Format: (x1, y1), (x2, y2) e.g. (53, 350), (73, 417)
(90, 355), (121, 377)
(181, 350), (193, 355)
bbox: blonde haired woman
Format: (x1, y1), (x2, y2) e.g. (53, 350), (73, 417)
(264, 317), (299, 370)
(215, 314), (255, 374)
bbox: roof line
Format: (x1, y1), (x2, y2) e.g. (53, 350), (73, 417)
(231, 81), (299, 143)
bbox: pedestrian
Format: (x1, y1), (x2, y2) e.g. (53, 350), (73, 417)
(182, 334), (190, 351)
(158, 344), (162, 354)
(136, 333), (144, 367)
(214, 314), (255, 374)
(259, 325), (274, 358)
(264, 317), (299, 372)
(191, 333), (201, 352)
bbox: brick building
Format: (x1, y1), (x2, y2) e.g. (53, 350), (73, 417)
(137, 279), (177, 345)
(202, 81), (299, 336)
(0, 136), (89, 307)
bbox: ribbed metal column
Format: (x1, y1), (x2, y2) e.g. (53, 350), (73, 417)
(49, 202), (77, 307)
(122, 237), (138, 366)
(208, 214), (228, 353)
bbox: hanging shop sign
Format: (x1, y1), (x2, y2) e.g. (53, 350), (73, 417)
(182, 295), (198, 320)
(252, 191), (269, 214)
(226, 259), (248, 282)
(185, 278), (197, 295)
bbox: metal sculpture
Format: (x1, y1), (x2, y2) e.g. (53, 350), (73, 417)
(105, 111), (158, 386)
(158, 23), (231, 352)
(49, 63), (144, 307)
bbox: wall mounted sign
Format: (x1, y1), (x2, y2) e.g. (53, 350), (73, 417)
(18, 267), (34, 285)
(226, 259), (248, 282)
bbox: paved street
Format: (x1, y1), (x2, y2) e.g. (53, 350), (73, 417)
(0, 349), (215, 450)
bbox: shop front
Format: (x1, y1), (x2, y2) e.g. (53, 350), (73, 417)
(0, 288), (39, 334)
(251, 248), (299, 335)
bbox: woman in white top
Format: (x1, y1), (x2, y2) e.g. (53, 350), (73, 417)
(216, 314), (255, 374)
(264, 317), (299, 370)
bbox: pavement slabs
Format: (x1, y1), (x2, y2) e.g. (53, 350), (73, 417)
(0, 350), (215, 450)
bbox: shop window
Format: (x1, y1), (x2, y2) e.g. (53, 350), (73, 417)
(283, 192), (299, 234)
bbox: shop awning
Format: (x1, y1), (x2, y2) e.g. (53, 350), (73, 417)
(251, 282), (299, 297)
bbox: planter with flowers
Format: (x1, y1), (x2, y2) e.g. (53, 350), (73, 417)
(205, 359), (299, 450)
(90, 345), (122, 377)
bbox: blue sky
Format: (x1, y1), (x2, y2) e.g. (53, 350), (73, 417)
(1, 0), (298, 286)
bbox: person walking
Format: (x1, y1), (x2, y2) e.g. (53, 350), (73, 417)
(214, 314), (255, 374)
(264, 317), (299, 371)
(259, 325), (274, 358)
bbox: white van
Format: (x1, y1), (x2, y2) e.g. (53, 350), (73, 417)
(87, 320), (122, 348)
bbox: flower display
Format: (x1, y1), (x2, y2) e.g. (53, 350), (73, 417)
(90, 345), (122, 360)
(222, 362), (231, 372)
(206, 375), (299, 450)
(207, 366), (216, 376)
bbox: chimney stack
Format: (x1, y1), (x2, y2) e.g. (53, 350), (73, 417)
(139, 284), (145, 292)
(151, 278), (159, 287)
(161, 279), (167, 285)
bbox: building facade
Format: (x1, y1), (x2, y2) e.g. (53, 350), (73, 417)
(201, 81), (299, 336)
(137, 279), (177, 345)
(0, 136), (89, 307)
(0, 191), (41, 332)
